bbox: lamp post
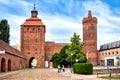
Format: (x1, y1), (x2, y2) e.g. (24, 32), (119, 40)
(76, 59), (78, 63)
(71, 52), (73, 73)
(0, 31), (2, 40)
(0, 31), (1, 39)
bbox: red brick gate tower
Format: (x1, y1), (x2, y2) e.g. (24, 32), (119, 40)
(82, 10), (98, 65)
(21, 6), (45, 68)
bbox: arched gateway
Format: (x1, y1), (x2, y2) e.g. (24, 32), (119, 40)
(1, 58), (6, 72)
(21, 4), (45, 68)
(29, 57), (37, 68)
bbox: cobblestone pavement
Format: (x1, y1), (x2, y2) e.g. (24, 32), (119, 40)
(0, 68), (107, 80)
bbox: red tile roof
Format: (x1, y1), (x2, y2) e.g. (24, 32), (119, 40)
(21, 17), (45, 26)
(0, 40), (26, 59)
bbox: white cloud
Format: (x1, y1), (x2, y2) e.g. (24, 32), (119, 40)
(0, 0), (11, 5)
(0, 12), (26, 45)
(0, 0), (32, 45)
(39, 14), (82, 43)
(82, 0), (120, 49)
(1, 0), (120, 50)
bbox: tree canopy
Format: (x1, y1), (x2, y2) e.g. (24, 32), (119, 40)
(66, 33), (86, 63)
(0, 19), (10, 44)
(52, 45), (70, 67)
(52, 33), (87, 68)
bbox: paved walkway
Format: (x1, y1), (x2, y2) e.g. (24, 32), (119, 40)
(52, 68), (108, 80)
(0, 68), (107, 80)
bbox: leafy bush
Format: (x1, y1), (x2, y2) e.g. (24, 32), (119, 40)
(73, 63), (93, 74)
(52, 53), (60, 68)
(52, 45), (70, 68)
(53, 61), (59, 68)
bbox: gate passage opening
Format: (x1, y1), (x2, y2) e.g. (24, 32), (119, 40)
(29, 57), (37, 68)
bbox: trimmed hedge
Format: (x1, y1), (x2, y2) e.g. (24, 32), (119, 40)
(73, 63), (93, 74)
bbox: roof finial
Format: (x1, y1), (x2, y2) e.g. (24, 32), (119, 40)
(34, 0), (36, 10)
(88, 10), (92, 18)
(31, 0), (38, 17)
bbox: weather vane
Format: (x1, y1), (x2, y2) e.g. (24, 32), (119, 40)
(34, 0), (36, 10)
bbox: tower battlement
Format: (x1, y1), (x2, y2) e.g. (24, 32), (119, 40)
(82, 10), (98, 65)
(82, 10), (97, 24)
(82, 17), (97, 24)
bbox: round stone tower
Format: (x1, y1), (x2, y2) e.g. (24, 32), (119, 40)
(82, 10), (98, 65)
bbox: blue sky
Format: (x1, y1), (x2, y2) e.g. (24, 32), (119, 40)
(0, 0), (120, 49)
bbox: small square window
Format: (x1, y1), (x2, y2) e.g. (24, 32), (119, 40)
(105, 53), (107, 55)
(112, 52), (114, 55)
(28, 52), (30, 54)
(38, 28), (40, 32)
(116, 51), (118, 54)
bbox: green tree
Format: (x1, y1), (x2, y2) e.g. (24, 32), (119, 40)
(52, 53), (60, 68)
(52, 45), (70, 67)
(0, 19), (10, 44)
(59, 45), (70, 66)
(66, 33), (86, 63)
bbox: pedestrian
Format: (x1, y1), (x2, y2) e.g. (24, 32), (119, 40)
(62, 65), (65, 72)
(57, 65), (60, 73)
(68, 65), (70, 72)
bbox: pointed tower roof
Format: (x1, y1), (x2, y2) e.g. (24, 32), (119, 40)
(82, 10), (97, 24)
(88, 10), (92, 18)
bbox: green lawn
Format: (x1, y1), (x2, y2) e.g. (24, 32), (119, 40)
(99, 75), (120, 80)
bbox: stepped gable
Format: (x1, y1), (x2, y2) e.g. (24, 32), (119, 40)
(0, 40), (25, 59)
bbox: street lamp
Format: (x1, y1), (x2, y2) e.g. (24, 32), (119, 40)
(71, 52), (73, 73)
(0, 31), (1, 40)
(76, 59), (78, 63)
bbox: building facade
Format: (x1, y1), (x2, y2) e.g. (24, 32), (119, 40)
(20, 8), (99, 67)
(0, 6), (100, 71)
(45, 41), (70, 67)
(82, 11), (98, 65)
(0, 40), (26, 72)
(20, 6), (69, 68)
(99, 40), (120, 66)
(21, 7), (46, 68)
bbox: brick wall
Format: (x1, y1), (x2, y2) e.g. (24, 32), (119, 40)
(0, 53), (26, 72)
(45, 41), (70, 61)
(82, 11), (98, 65)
